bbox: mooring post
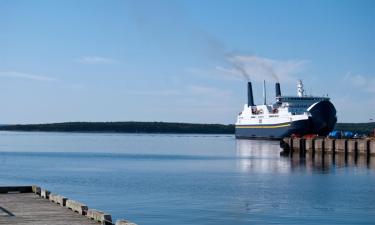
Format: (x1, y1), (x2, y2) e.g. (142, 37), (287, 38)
(357, 139), (368, 156)
(322, 138), (325, 155)
(290, 137), (294, 155)
(369, 140), (375, 157)
(299, 138), (306, 157)
(347, 139), (358, 157)
(335, 139), (347, 154)
(305, 138), (314, 154)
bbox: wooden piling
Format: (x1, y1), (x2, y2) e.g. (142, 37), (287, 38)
(49, 193), (68, 206)
(335, 139), (347, 154)
(66, 199), (88, 215)
(32, 185), (41, 195)
(86, 209), (112, 225)
(281, 137), (292, 154)
(289, 137), (294, 153)
(116, 220), (138, 225)
(370, 140), (375, 156)
(347, 140), (358, 155)
(41, 189), (50, 199)
(293, 137), (302, 150)
(357, 139), (369, 155)
(324, 138), (335, 154)
(305, 138), (314, 154)
(314, 138), (325, 153)
(324, 138), (336, 154)
(299, 138), (306, 156)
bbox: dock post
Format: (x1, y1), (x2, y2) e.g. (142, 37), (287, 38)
(305, 138), (314, 155)
(314, 138), (324, 153)
(293, 138), (301, 150)
(280, 137), (292, 155)
(116, 220), (138, 225)
(41, 189), (51, 199)
(324, 138), (335, 164)
(32, 185), (41, 195)
(65, 199), (88, 215)
(86, 209), (112, 225)
(291, 137), (302, 157)
(357, 139), (369, 156)
(347, 139), (358, 156)
(49, 193), (68, 206)
(290, 137), (294, 155)
(300, 138), (306, 157)
(370, 140), (375, 157)
(335, 139), (347, 155)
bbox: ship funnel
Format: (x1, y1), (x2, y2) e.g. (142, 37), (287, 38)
(247, 82), (255, 107)
(275, 82), (281, 97)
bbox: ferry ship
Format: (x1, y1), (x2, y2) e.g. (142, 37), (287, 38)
(235, 80), (337, 139)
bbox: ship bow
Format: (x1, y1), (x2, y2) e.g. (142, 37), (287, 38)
(308, 100), (337, 136)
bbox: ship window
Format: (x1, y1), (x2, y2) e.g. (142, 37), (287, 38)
(259, 119), (262, 123)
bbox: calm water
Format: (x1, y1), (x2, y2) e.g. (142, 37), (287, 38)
(0, 131), (374, 225)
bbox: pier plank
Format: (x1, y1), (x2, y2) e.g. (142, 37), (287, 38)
(0, 193), (99, 225)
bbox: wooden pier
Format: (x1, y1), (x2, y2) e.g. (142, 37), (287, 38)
(281, 137), (375, 158)
(0, 186), (136, 225)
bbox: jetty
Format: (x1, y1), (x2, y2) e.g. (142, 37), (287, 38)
(281, 137), (375, 158)
(0, 186), (136, 225)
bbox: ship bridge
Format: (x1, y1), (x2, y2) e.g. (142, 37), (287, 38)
(275, 80), (330, 114)
(276, 96), (330, 114)
(276, 96), (329, 102)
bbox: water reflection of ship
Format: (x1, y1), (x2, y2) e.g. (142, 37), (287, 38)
(236, 139), (290, 173)
(236, 139), (375, 173)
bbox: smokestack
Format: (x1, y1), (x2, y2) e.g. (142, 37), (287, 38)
(247, 82), (255, 107)
(275, 82), (281, 97)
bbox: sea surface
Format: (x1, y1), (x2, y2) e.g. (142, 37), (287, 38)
(0, 131), (374, 225)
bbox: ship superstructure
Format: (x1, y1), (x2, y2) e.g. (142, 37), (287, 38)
(235, 80), (337, 139)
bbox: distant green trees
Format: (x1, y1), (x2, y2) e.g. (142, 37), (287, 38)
(0, 121), (373, 135)
(334, 122), (375, 135)
(0, 122), (235, 134)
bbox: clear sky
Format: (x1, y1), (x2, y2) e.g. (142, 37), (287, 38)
(0, 0), (374, 124)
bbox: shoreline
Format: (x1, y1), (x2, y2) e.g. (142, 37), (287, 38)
(0, 121), (373, 135)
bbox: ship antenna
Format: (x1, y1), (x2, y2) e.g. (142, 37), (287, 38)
(263, 80), (267, 105)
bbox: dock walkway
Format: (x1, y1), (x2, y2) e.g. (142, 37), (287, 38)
(0, 186), (135, 225)
(0, 192), (97, 225)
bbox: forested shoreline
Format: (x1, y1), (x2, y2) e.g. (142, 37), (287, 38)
(0, 121), (373, 135)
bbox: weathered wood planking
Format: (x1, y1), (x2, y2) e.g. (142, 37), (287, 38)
(0, 193), (99, 225)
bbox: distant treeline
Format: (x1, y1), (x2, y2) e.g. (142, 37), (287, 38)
(0, 121), (373, 135)
(0, 122), (235, 134)
(334, 122), (375, 135)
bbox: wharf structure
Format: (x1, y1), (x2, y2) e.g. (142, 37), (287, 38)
(0, 186), (136, 225)
(281, 137), (375, 158)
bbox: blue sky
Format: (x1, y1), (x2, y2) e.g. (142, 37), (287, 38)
(0, 0), (374, 124)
